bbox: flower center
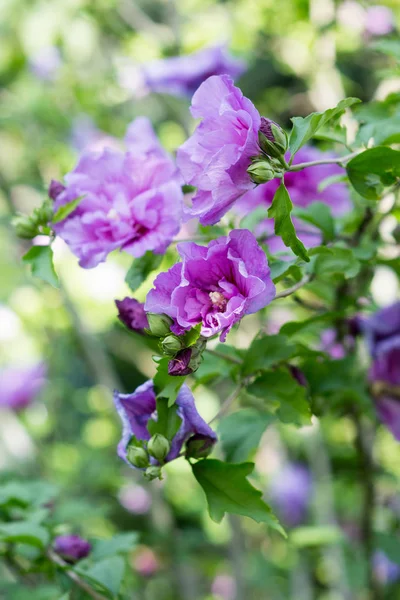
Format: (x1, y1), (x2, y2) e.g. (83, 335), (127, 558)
(209, 291), (227, 312)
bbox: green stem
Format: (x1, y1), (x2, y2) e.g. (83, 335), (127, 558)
(205, 348), (243, 365)
(287, 150), (360, 172)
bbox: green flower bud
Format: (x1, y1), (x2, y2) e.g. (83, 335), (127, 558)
(13, 215), (38, 239)
(147, 434), (170, 462)
(127, 445), (149, 469)
(258, 118), (288, 159)
(145, 466), (163, 481)
(34, 199), (54, 224)
(185, 434), (215, 459)
(161, 335), (185, 356)
(247, 160), (276, 185)
(147, 313), (173, 337)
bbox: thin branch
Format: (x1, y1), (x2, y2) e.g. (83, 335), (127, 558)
(288, 150), (360, 172)
(273, 275), (312, 300)
(205, 348), (243, 365)
(48, 550), (108, 600)
(208, 384), (243, 425)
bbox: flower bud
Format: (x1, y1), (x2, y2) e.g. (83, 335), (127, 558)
(258, 117), (288, 158)
(115, 298), (148, 334)
(34, 199), (54, 224)
(168, 348), (193, 376)
(185, 434), (216, 459)
(147, 434), (170, 462)
(127, 445), (149, 469)
(145, 466), (163, 481)
(49, 179), (66, 201)
(13, 215), (38, 239)
(147, 313), (173, 337)
(161, 335), (185, 356)
(247, 160), (276, 185)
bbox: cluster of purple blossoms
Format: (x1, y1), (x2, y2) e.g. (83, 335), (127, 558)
(235, 146), (351, 253)
(114, 381), (216, 469)
(0, 363), (47, 412)
(50, 118), (182, 268)
(145, 229), (276, 341)
(362, 302), (400, 442)
(120, 45), (245, 99)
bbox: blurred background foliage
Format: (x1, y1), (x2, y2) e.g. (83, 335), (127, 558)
(0, 0), (400, 598)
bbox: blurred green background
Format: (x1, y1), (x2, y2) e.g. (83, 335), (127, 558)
(1, 1), (400, 598)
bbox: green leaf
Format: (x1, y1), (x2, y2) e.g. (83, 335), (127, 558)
(317, 173), (347, 192)
(280, 311), (341, 336)
(371, 38), (400, 61)
(52, 196), (84, 224)
(292, 201), (335, 242)
(153, 357), (186, 407)
(268, 182), (309, 262)
(91, 532), (138, 561)
(312, 125), (348, 146)
(83, 556), (125, 598)
(310, 246), (361, 279)
(242, 334), (297, 375)
(346, 147), (400, 200)
(374, 532), (400, 565)
(219, 410), (276, 463)
(147, 396), (182, 441)
(269, 258), (302, 283)
(181, 323), (202, 348)
(248, 367), (311, 426)
(291, 525), (344, 547)
(22, 245), (59, 288)
(125, 251), (163, 292)
(289, 98), (361, 155)
(191, 459), (285, 534)
(0, 522), (49, 548)
(239, 206), (270, 231)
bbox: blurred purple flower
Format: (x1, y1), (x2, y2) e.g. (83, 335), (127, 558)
(29, 46), (61, 81)
(52, 119), (182, 268)
(133, 546), (159, 577)
(0, 363), (47, 411)
(211, 574), (237, 600)
(113, 381), (216, 467)
(270, 463), (312, 527)
(362, 302), (400, 441)
(235, 146), (351, 254)
(365, 6), (395, 37)
(69, 115), (119, 153)
(115, 297), (148, 333)
(53, 534), (91, 563)
(145, 229), (275, 341)
(177, 75), (261, 225)
(118, 484), (152, 514)
(121, 45), (245, 98)
(320, 329), (346, 359)
(373, 551), (400, 585)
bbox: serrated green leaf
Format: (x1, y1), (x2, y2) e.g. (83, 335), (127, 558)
(192, 459), (285, 535)
(219, 410), (276, 462)
(125, 252), (163, 292)
(289, 97), (360, 155)
(270, 258), (302, 283)
(52, 196), (84, 224)
(91, 532), (138, 561)
(268, 182), (309, 262)
(292, 201), (335, 242)
(248, 367), (311, 426)
(0, 522), (49, 548)
(242, 334), (297, 375)
(346, 147), (400, 200)
(81, 556), (125, 598)
(22, 245), (59, 288)
(310, 246), (361, 279)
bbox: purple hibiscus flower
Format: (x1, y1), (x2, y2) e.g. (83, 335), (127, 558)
(53, 535), (92, 563)
(145, 229), (275, 341)
(0, 363), (47, 411)
(51, 119), (182, 268)
(364, 6), (395, 37)
(269, 463), (312, 527)
(177, 75), (261, 225)
(362, 302), (400, 441)
(235, 146), (351, 253)
(114, 380), (216, 467)
(115, 297), (149, 333)
(120, 45), (245, 99)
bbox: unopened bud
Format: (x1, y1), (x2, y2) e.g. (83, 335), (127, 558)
(147, 313), (173, 337)
(49, 179), (66, 201)
(147, 434), (170, 462)
(34, 199), (54, 224)
(247, 160), (275, 185)
(161, 335), (185, 356)
(13, 215), (38, 239)
(185, 434), (216, 459)
(168, 348), (193, 376)
(127, 445), (149, 469)
(145, 466), (163, 481)
(258, 117), (288, 158)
